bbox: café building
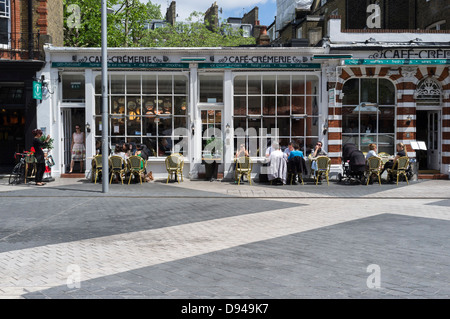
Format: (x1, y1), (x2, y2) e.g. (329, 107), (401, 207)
(36, 45), (327, 180)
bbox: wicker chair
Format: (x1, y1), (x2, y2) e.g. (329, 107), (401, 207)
(109, 155), (126, 184)
(387, 156), (410, 185)
(91, 155), (103, 184)
(366, 156), (382, 185)
(165, 153), (184, 183)
(235, 156), (253, 185)
(127, 155), (145, 184)
(315, 156), (331, 185)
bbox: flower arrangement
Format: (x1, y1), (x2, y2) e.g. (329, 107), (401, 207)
(40, 135), (54, 151)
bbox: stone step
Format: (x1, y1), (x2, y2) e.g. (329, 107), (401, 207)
(418, 173), (449, 180)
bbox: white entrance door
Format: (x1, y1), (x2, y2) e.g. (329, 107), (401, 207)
(427, 111), (440, 170)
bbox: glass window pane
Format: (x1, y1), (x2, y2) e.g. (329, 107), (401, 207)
(277, 117), (290, 136)
(263, 75), (276, 94)
(111, 116), (125, 135)
(234, 117), (246, 131)
(158, 117), (172, 136)
(127, 117), (141, 136)
(305, 75), (319, 95)
(262, 95), (275, 115)
(342, 79), (359, 105)
(379, 107), (395, 133)
(277, 96), (290, 115)
(306, 117), (319, 136)
(142, 137), (157, 157)
(159, 96), (172, 114)
(248, 75), (261, 95)
(292, 96), (304, 114)
(143, 117), (157, 136)
(174, 96), (187, 115)
(378, 79), (395, 105)
(111, 97), (125, 114)
(142, 75), (156, 94)
(111, 75), (125, 94)
(291, 118), (304, 136)
(360, 79), (377, 103)
(62, 74), (85, 102)
(95, 96), (101, 115)
(95, 75), (102, 94)
(174, 75), (187, 94)
(234, 76), (246, 95)
(342, 106), (359, 133)
(158, 75), (172, 94)
(292, 75), (305, 94)
(248, 96), (261, 115)
(143, 97), (156, 115)
(127, 97), (141, 116)
(199, 75), (223, 103)
(234, 96), (246, 116)
(277, 75), (290, 95)
(127, 75), (141, 94)
(263, 117), (275, 135)
(174, 117), (187, 131)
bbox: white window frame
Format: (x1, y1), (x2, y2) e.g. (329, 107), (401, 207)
(0, 0), (10, 48)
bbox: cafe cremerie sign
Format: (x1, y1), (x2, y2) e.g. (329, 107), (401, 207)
(345, 48), (450, 65)
(51, 54), (321, 69)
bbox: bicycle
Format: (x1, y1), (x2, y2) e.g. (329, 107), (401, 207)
(9, 152), (30, 185)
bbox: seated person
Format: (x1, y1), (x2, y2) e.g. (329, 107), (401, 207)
(267, 142), (287, 185)
(113, 144), (127, 162)
(288, 142), (304, 160)
(366, 143), (378, 160)
(311, 141), (327, 158)
(381, 142), (406, 175)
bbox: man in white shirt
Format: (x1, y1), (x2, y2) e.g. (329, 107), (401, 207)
(267, 142), (287, 185)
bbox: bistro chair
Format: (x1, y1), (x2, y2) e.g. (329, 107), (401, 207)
(287, 156), (305, 185)
(91, 155), (103, 184)
(315, 156), (331, 185)
(387, 156), (410, 185)
(109, 155), (126, 184)
(165, 153), (184, 183)
(366, 156), (383, 186)
(127, 155), (146, 184)
(235, 156), (253, 185)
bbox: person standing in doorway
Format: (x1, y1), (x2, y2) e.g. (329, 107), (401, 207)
(69, 125), (85, 173)
(32, 129), (51, 186)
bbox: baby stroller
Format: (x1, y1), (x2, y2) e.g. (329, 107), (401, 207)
(338, 143), (366, 184)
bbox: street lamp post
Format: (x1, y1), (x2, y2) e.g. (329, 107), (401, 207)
(101, 0), (109, 193)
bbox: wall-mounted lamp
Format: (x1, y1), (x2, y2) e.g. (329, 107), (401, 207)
(86, 122), (91, 133)
(406, 115), (412, 126)
(226, 123), (230, 133)
(191, 122), (195, 135)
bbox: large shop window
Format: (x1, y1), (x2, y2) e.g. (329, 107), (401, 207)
(233, 74), (319, 156)
(0, 0), (10, 45)
(341, 78), (395, 154)
(94, 73), (189, 157)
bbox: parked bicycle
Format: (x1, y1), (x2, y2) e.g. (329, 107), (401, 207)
(9, 152), (31, 185)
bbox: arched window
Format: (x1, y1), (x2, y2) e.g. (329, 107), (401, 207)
(415, 77), (441, 105)
(341, 78), (395, 154)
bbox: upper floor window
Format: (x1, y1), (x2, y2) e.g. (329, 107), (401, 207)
(0, 0), (10, 45)
(0, 0), (10, 18)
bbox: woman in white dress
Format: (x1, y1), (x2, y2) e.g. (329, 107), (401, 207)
(69, 125), (85, 173)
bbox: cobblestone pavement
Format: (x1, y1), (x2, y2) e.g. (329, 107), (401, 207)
(0, 177), (449, 300)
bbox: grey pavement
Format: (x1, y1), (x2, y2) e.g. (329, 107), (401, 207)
(0, 175), (449, 301)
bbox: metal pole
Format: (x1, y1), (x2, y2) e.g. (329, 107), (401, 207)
(101, 0), (109, 193)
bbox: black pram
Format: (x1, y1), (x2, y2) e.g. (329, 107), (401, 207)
(338, 143), (366, 184)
